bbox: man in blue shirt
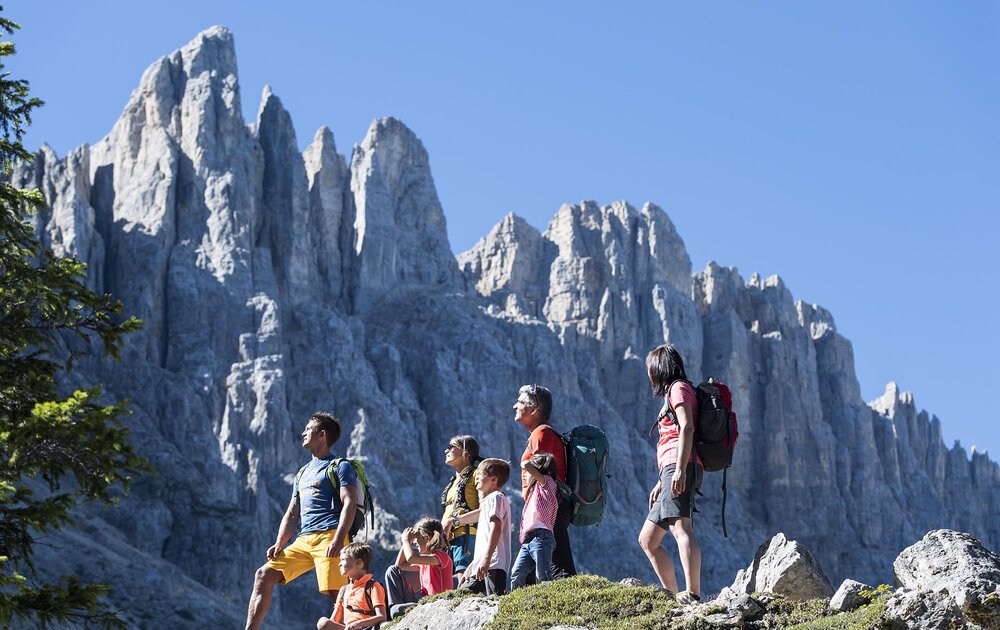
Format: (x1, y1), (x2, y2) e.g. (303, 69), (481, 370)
(245, 412), (360, 630)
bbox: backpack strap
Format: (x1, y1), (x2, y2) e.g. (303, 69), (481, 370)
(364, 579), (375, 616)
(543, 424), (576, 502)
(327, 457), (346, 490)
(721, 466), (729, 538)
(445, 467), (476, 548)
(330, 458), (376, 537)
(293, 465), (307, 496)
(648, 381), (683, 437)
(344, 579), (377, 617)
(334, 582), (347, 618)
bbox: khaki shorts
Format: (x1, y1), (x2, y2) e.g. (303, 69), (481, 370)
(265, 530), (349, 594)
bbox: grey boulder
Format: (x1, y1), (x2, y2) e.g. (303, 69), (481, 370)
(698, 592), (764, 627)
(884, 588), (966, 630)
(829, 579), (874, 612)
(729, 533), (834, 601)
(389, 596), (498, 630)
(894, 529), (1000, 628)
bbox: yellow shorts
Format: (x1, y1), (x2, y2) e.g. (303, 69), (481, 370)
(265, 530), (349, 594)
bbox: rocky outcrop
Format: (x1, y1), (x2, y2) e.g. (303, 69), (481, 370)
(884, 589), (965, 630)
(893, 529), (1000, 628)
(727, 533), (834, 601)
(13, 26), (1000, 628)
(389, 597), (499, 630)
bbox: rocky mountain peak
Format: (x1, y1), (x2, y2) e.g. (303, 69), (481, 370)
(348, 116), (459, 312)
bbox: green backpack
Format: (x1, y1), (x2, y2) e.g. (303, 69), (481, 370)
(558, 425), (610, 527)
(295, 457), (375, 539)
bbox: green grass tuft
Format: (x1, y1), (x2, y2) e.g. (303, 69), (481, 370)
(486, 575), (680, 630)
(777, 585), (893, 630)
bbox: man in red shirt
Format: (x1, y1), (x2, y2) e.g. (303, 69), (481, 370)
(514, 384), (576, 578)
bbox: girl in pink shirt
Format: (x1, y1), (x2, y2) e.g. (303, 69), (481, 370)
(510, 452), (559, 590)
(638, 344), (703, 605)
(384, 517), (453, 619)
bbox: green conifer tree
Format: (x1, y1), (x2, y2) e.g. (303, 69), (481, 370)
(0, 13), (148, 629)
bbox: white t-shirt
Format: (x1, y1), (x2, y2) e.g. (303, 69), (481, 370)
(469, 490), (511, 574)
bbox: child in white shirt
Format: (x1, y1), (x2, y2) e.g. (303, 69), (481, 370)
(451, 458), (511, 596)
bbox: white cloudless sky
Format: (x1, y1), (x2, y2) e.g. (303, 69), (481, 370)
(10, 2), (999, 456)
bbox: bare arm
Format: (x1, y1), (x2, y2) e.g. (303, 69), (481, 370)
(402, 547), (442, 567)
(475, 515), (503, 580)
(444, 508), (479, 537)
(267, 494), (300, 559)
(395, 528), (420, 571)
(671, 403), (695, 496)
(522, 461), (545, 485)
(346, 605), (387, 630)
(325, 483), (360, 558)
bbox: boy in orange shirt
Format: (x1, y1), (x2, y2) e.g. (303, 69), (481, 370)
(318, 542), (387, 630)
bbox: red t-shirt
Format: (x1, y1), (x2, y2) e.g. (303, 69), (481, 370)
(520, 423), (567, 494)
(418, 550), (453, 596)
(655, 381), (702, 470)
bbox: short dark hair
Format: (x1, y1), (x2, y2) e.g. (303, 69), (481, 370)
(519, 384), (552, 421)
(527, 452), (557, 478)
(646, 344), (687, 397)
(341, 542), (372, 569)
(476, 458), (511, 487)
(310, 412), (341, 446)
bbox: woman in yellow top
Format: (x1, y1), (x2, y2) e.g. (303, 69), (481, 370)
(440, 435), (480, 583)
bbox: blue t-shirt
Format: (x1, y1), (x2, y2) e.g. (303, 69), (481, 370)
(295, 456), (358, 535)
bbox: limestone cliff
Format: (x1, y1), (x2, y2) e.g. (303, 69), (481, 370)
(12, 27), (999, 628)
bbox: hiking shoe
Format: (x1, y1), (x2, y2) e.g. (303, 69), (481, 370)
(676, 591), (701, 605)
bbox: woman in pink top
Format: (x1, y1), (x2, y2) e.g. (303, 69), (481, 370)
(384, 517), (453, 619)
(637, 344), (703, 605)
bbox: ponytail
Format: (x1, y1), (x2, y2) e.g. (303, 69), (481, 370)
(413, 517), (448, 552)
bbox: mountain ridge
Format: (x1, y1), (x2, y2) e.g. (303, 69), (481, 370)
(12, 26), (998, 628)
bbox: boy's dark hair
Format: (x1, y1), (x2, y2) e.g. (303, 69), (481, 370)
(476, 458), (511, 487)
(646, 344), (687, 397)
(341, 541), (373, 569)
(518, 384), (552, 421)
(310, 411), (341, 446)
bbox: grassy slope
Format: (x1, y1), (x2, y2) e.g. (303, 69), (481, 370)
(386, 576), (894, 629)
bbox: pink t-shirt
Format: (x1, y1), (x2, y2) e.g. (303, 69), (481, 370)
(655, 380), (702, 470)
(520, 476), (559, 543)
(418, 550), (453, 596)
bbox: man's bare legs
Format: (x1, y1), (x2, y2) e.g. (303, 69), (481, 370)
(669, 516), (701, 596)
(245, 566), (284, 630)
(638, 520), (679, 592)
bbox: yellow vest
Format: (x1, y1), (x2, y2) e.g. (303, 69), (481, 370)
(442, 471), (479, 540)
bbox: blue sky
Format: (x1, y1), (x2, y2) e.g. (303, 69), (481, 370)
(10, 2), (999, 457)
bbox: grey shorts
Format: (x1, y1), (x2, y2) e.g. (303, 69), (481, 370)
(646, 462), (703, 528)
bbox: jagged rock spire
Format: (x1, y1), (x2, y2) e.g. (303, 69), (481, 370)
(349, 117), (460, 312)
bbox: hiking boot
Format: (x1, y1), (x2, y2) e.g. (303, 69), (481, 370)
(676, 591), (701, 605)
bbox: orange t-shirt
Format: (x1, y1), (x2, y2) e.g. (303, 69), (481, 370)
(521, 423), (567, 494)
(332, 573), (386, 625)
